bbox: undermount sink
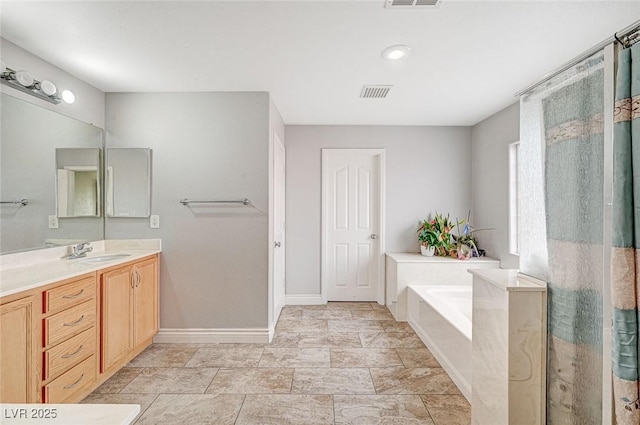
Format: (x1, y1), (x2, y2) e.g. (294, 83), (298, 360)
(77, 254), (131, 263)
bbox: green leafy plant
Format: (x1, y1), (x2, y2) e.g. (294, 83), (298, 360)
(418, 212), (462, 256)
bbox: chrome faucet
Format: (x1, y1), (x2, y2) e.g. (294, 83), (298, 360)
(65, 242), (93, 259)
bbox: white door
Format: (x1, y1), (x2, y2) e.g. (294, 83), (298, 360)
(322, 149), (384, 302)
(273, 134), (286, 319)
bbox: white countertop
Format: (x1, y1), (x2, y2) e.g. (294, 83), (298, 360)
(0, 404), (140, 425)
(0, 240), (161, 298)
(386, 252), (499, 263)
(469, 268), (547, 292)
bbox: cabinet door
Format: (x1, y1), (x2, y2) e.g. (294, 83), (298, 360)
(101, 267), (133, 372)
(0, 295), (39, 402)
(133, 257), (158, 347)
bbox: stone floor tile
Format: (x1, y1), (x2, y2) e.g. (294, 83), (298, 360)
(350, 309), (395, 321)
(92, 367), (142, 394)
(135, 394), (244, 425)
(298, 332), (362, 348)
(328, 320), (385, 333)
(360, 332), (426, 348)
(268, 332), (300, 348)
(330, 348), (403, 368)
(327, 302), (373, 310)
(120, 367), (218, 394)
(276, 318), (328, 333)
(396, 348), (441, 368)
(370, 368), (461, 395)
(184, 347), (264, 368)
(236, 394), (334, 425)
(302, 309), (353, 320)
(421, 394), (471, 425)
(127, 344), (198, 368)
(206, 368), (293, 394)
(291, 368), (375, 394)
(380, 321), (415, 333)
(259, 347), (331, 367)
(334, 394), (435, 424)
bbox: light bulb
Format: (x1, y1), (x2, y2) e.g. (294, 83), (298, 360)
(40, 80), (57, 96)
(14, 70), (34, 87)
(61, 89), (75, 104)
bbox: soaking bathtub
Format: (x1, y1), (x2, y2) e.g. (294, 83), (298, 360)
(407, 284), (472, 401)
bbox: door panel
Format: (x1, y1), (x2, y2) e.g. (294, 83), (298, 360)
(324, 150), (382, 301)
(273, 134), (286, 320)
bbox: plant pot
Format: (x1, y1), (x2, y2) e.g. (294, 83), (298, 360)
(420, 245), (435, 257)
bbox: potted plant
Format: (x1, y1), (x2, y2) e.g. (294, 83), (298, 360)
(418, 212), (461, 256)
(451, 213), (493, 259)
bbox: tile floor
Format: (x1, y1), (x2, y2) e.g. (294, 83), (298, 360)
(82, 302), (471, 424)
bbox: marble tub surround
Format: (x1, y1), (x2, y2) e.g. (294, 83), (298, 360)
(470, 269), (547, 425)
(83, 302), (471, 424)
(0, 239), (161, 297)
(385, 253), (499, 321)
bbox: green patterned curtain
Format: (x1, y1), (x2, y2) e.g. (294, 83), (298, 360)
(611, 41), (640, 425)
(520, 50), (607, 424)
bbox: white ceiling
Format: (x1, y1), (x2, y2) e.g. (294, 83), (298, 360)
(1, 1), (639, 126)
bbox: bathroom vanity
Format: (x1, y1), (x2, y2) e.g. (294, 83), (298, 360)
(0, 240), (160, 404)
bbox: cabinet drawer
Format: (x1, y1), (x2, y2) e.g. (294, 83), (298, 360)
(43, 327), (95, 381)
(44, 300), (96, 347)
(44, 276), (95, 314)
(43, 355), (96, 403)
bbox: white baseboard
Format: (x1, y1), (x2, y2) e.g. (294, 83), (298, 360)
(154, 328), (270, 344)
(285, 294), (326, 305)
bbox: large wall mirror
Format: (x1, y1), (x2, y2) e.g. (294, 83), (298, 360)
(0, 93), (104, 254)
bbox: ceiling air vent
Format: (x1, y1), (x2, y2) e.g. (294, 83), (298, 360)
(360, 85), (392, 99)
(384, 0), (441, 8)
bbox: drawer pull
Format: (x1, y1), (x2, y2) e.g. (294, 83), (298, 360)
(62, 289), (85, 299)
(61, 344), (84, 359)
(63, 315), (85, 327)
(63, 373), (85, 389)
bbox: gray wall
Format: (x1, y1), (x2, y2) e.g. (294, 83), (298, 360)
(470, 101), (520, 269)
(105, 92), (270, 329)
(285, 125), (472, 296)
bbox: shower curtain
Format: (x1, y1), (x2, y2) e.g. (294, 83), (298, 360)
(520, 51), (605, 425)
(611, 41), (640, 425)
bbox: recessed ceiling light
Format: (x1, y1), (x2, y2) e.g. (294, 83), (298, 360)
(381, 45), (411, 61)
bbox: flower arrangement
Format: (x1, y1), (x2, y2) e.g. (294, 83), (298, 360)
(418, 211), (493, 259)
(452, 212), (494, 259)
(417, 212), (462, 257)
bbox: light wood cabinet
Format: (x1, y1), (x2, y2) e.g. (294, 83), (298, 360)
(0, 295), (40, 403)
(0, 252), (159, 404)
(41, 273), (98, 403)
(101, 255), (158, 373)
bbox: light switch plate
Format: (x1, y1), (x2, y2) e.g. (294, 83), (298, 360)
(150, 215), (160, 228)
(48, 215), (58, 229)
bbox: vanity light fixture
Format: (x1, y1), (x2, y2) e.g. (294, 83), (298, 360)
(381, 44), (411, 61)
(0, 61), (74, 105)
(61, 89), (75, 104)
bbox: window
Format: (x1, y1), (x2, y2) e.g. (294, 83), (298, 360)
(508, 141), (520, 255)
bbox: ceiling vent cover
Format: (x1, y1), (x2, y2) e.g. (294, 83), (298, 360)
(384, 0), (441, 8)
(360, 85), (392, 99)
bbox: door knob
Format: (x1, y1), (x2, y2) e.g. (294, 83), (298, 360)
(370, 234), (377, 240)
(274, 241), (281, 248)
